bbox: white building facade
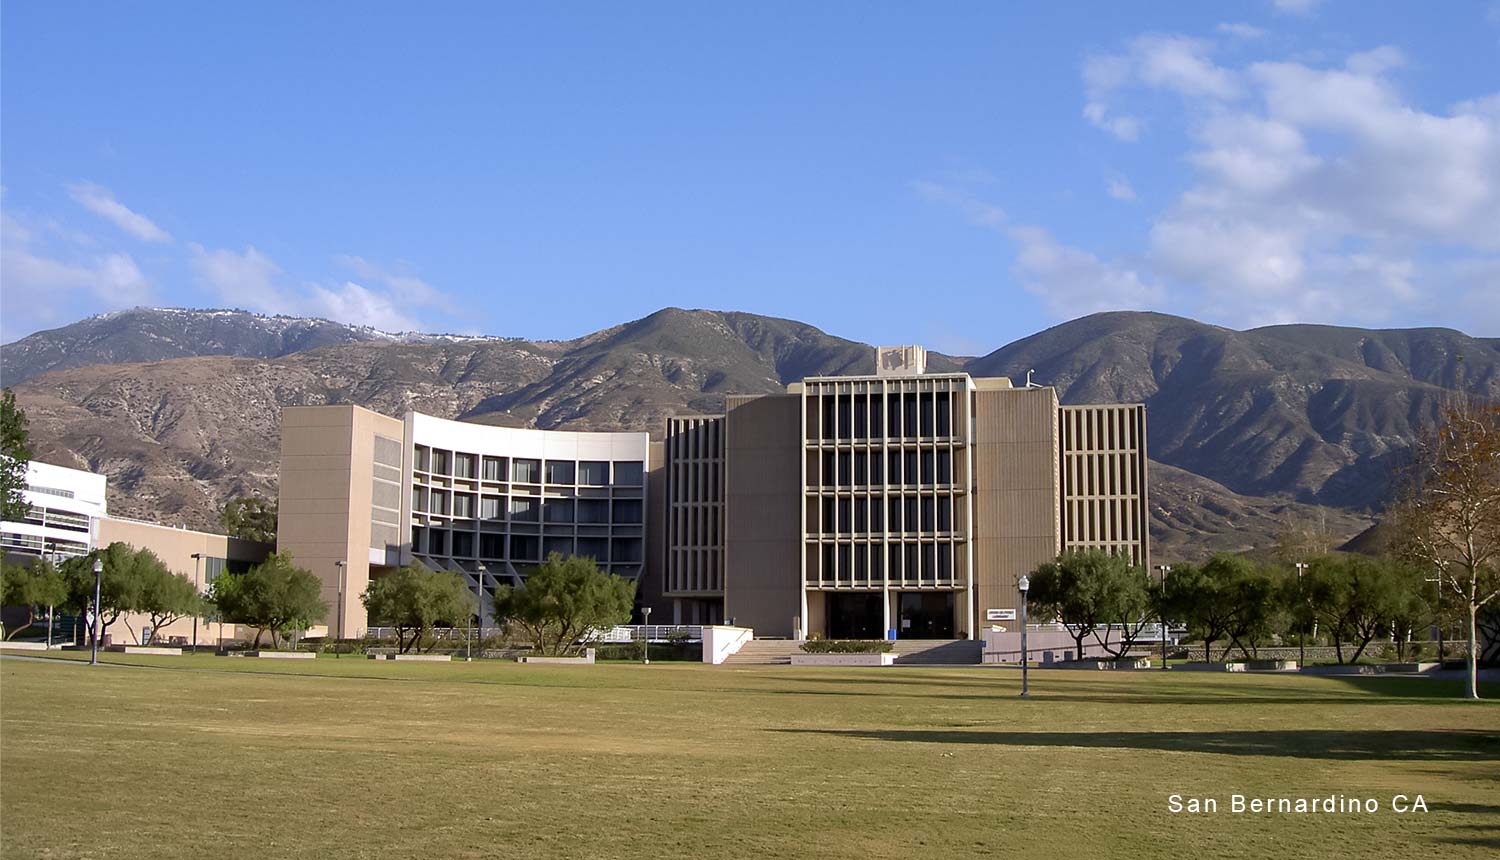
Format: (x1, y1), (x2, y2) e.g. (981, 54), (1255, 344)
(0, 461), (108, 561)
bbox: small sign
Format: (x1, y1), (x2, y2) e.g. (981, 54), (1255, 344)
(987, 608), (1017, 621)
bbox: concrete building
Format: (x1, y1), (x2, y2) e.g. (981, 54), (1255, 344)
(278, 406), (653, 637)
(663, 347), (1150, 639)
(0, 461), (108, 560)
(277, 347), (1149, 641)
(1, 460), (270, 645)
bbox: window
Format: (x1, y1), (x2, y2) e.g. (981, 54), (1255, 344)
(577, 498), (610, 524)
(482, 456), (506, 481)
(837, 452), (851, 487)
(821, 451), (836, 487)
(543, 498), (575, 524)
(578, 461), (609, 486)
(854, 452), (868, 487)
(904, 451), (918, 486)
(509, 497), (539, 522)
(905, 497), (919, 534)
(512, 458), (540, 483)
(870, 500), (884, 533)
(614, 461), (644, 486)
(412, 488), (428, 513)
(612, 537), (643, 563)
(452, 531), (475, 557)
(545, 460), (575, 485)
(414, 446), (431, 472)
(936, 392), (952, 437)
(480, 533), (505, 559)
(480, 496), (504, 520)
(430, 492), (450, 516)
(837, 498), (851, 532)
(510, 534), (540, 560)
(888, 497), (902, 532)
(431, 449), (450, 475)
(454, 453), (476, 479)
(937, 496), (952, 532)
(920, 393), (934, 436)
(853, 498), (867, 532)
(577, 537), (610, 562)
(921, 450), (935, 484)
(921, 496), (935, 532)
(543, 536), (575, 558)
(452, 493), (475, 519)
(937, 450), (952, 484)
(612, 499), (643, 524)
(822, 497), (836, 532)
(887, 450), (902, 484)
(428, 529), (448, 555)
(870, 453), (884, 486)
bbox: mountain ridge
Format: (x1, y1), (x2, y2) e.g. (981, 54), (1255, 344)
(6, 306), (1496, 561)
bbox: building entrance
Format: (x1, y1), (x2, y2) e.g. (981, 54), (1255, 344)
(826, 592), (882, 639)
(898, 591), (955, 638)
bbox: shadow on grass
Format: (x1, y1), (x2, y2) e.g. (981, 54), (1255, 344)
(772, 727), (1500, 761)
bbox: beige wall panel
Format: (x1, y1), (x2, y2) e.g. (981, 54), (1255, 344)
(724, 395), (802, 637)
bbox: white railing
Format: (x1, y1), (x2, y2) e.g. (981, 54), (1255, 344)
(361, 624), (705, 643)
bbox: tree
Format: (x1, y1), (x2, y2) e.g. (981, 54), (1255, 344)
(60, 543), (148, 645)
(1026, 549), (1151, 659)
(1390, 399), (1500, 698)
(2, 558), (68, 640)
(362, 561), (477, 653)
(0, 388), (32, 523)
(1161, 555), (1275, 662)
(1302, 555), (1421, 664)
(491, 554), (634, 656)
(209, 552), (327, 648)
(135, 562), (204, 644)
(219, 495), (278, 543)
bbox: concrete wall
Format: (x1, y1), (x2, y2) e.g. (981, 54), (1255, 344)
(93, 517), (272, 645)
(723, 394), (802, 637)
(277, 404), (404, 637)
(971, 387), (1061, 626)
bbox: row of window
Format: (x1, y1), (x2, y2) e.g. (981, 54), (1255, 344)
(813, 495), (960, 535)
(16, 505), (91, 533)
(413, 527), (644, 563)
(813, 541), (957, 583)
(814, 391), (955, 441)
(414, 492), (644, 525)
(413, 447), (644, 487)
(815, 449), (955, 488)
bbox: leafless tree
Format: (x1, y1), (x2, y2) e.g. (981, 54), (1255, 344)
(1390, 398), (1500, 700)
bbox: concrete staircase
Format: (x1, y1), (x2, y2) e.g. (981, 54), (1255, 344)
(719, 638), (983, 666)
(890, 639), (983, 665)
(721, 639), (803, 665)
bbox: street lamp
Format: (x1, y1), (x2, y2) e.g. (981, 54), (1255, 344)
(641, 606), (652, 665)
(1295, 562), (1309, 669)
(1017, 575), (1030, 698)
(190, 552), (203, 654)
(90, 558), (103, 666)
(1155, 564), (1171, 670)
(335, 561), (347, 658)
(474, 562), (487, 662)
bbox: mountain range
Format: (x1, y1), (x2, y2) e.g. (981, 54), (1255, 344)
(4, 306), (1496, 562)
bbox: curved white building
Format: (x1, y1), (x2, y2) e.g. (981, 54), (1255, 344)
(278, 406), (650, 636)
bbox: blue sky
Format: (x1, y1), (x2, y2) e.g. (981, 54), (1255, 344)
(3, 1), (1498, 351)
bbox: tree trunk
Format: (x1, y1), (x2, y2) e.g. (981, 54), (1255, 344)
(4, 607), (35, 640)
(1350, 634), (1373, 664)
(1202, 637), (1214, 663)
(1467, 602), (1480, 700)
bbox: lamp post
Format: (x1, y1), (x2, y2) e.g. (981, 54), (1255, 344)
(190, 552), (203, 654)
(1155, 564), (1171, 670)
(1295, 562), (1308, 669)
(641, 606), (652, 665)
(89, 558), (103, 666)
(1017, 575), (1030, 698)
(335, 561), (347, 658)
(474, 562), (487, 661)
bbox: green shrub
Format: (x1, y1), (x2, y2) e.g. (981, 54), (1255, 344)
(799, 640), (893, 654)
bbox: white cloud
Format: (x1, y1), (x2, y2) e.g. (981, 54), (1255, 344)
(1083, 36), (1239, 140)
(1077, 33), (1500, 330)
(1106, 175), (1138, 201)
(189, 245), (452, 331)
(915, 182), (1166, 319)
(1, 213), (153, 341)
(1008, 226), (1165, 317)
(66, 182), (172, 243)
(1271, 0), (1323, 15)
(1217, 22), (1267, 40)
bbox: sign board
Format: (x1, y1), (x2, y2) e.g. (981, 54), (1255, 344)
(986, 609), (1017, 621)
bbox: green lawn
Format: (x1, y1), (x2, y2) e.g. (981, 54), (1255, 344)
(2, 654), (1497, 860)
